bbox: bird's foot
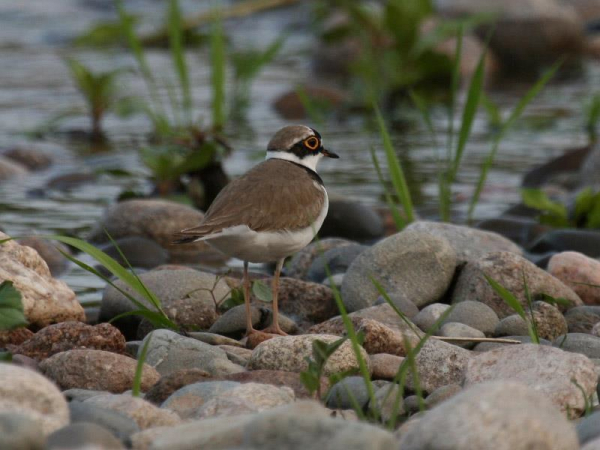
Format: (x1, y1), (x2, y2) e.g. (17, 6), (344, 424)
(260, 325), (288, 336)
(245, 328), (277, 349)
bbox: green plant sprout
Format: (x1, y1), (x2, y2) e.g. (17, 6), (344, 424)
(132, 332), (153, 397)
(0, 281), (27, 331)
(522, 187), (600, 229)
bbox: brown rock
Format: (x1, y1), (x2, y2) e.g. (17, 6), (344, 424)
(350, 303), (424, 335)
(451, 251), (582, 319)
(224, 370), (325, 399)
(144, 368), (214, 405)
(548, 252), (600, 305)
(0, 327), (34, 347)
(268, 277), (337, 325)
(4, 147), (51, 170)
(530, 301), (568, 341)
(13, 322), (126, 361)
(370, 354), (404, 380)
(17, 237), (69, 277)
(39, 349), (160, 393)
(272, 85), (348, 120)
(0, 232), (84, 327)
(565, 306), (600, 333)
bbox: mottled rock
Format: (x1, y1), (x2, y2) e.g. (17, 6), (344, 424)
(286, 238), (355, 280)
(84, 394), (180, 430)
(405, 221), (522, 264)
(141, 329), (244, 377)
(441, 300), (499, 336)
(494, 314), (530, 337)
(69, 400), (140, 444)
(326, 376), (371, 409)
(40, 349), (159, 393)
(553, 333), (600, 359)
(225, 370), (319, 399)
(268, 277), (337, 325)
(88, 199), (226, 263)
(549, 251), (600, 305)
(370, 353), (404, 380)
(100, 268), (228, 339)
(413, 303), (451, 332)
(187, 331), (244, 347)
(349, 303), (421, 335)
(0, 413), (45, 450)
(425, 383), (462, 409)
(0, 364), (68, 435)
(144, 368), (212, 405)
(46, 422), (125, 450)
(162, 381), (240, 419)
(0, 327), (34, 347)
(565, 306), (600, 333)
(399, 381), (579, 450)
(0, 232), (84, 327)
(438, 322), (485, 349)
(320, 200), (385, 241)
(342, 230), (457, 311)
(307, 244), (368, 283)
(248, 334), (370, 376)
(530, 301), (568, 340)
(13, 321), (125, 361)
(18, 236), (68, 276)
(464, 344), (597, 416)
(451, 251), (582, 318)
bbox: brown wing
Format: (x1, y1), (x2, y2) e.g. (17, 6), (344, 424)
(175, 159), (325, 239)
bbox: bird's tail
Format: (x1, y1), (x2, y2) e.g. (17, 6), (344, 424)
(172, 234), (200, 245)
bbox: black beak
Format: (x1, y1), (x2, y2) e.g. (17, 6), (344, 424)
(321, 148), (339, 159)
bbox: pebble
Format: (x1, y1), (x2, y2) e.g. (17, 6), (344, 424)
(12, 321), (125, 361)
(437, 322), (485, 349)
(69, 400), (141, 445)
(565, 306), (600, 333)
(0, 231), (85, 327)
(17, 236), (69, 276)
(0, 155), (28, 180)
(405, 221), (522, 264)
(464, 343), (597, 417)
(247, 334), (370, 376)
(530, 301), (569, 340)
(0, 412), (45, 450)
(306, 244), (368, 283)
(451, 251), (582, 318)
(370, 353), (404, 380)
(413, 303), (451, 332)
(441, 300), (499, 335)
(494, 314), (529, 337)
(398, 381), (579, 450)
(143, 369), (212, 405)
(286, 238), (355, 280)
(319, 199), (385, 241)
(553, 333), (600, 359)
(225, 370), (321, 399)
(46, 422), (125, 450)
(325, 376), (371, 410)
(474, 335), (552, 352)
(83, 394), (180, 430)
(161, 381), (240, 419)
(140, 329), (245, 377)
(342, 230), (457, 311)
(0, 363), (69, 435)
(369, 383), (404, 422)
(424, 383), (462, 409)
(39, 349), (160, 393)
(548, 251), (600, 305)
(0, 327), (34, 347)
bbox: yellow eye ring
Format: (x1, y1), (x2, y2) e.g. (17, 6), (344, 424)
(304, 137), (320, 151)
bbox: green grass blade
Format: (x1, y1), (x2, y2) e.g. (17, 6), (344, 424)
(408, 89), (437, 142)
(168, 0), (192, 123)
(467, 60), (562, 222)
(374, 105), (415, 224)
(210, 14), (226, 130)
(484, 273), (528, 319)
(369, 275), (420, 336)
(370, 146), (407, 230)
(132, 333), (152, 397)
(521, 269), (540, 344)
(446, 25), (463, 163)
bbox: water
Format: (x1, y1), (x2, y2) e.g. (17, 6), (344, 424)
(0, 1), (595, 307)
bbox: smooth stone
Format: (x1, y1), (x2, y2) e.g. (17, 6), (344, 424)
(565, 306), (600, 333)
(553, 333), (600, 359)
(0, 231), (84, 327)
(307, 244), (368, 282)
(548, 251), (600, 305)
(131, 400), (397, 450)
(208, 305), (296, 336)
(402, 395), (421, 415)
(494, 314), (530, 337)
(140, 329), (245, 377)
(528, 229), (600, 258)
(405, 221), (522, 264)
(143, 369), (213, 405)
(219, 345), (252, 365)
(413, 303), (451, 332)
(0, 364), (69, 435)
(438, 322), (485, 349)
(3, 147), (51, 170)
(98, 236), (169, 270)
(100, 268), (229, 339)
(476, 216), (550, 248)
(398, 381), (579, 450)
(13, 321), (126, 361)
(441, 300), (499, 336)
(224, 370), (322, 399)
(577, 411), (600, 446)
(348, 303), (422, 335)
(342, 230), (457, 311)
(17, 236), (69, 276)
(46, 422), (125, 450)
(194, 382), (295, 419)
(308, 316), (420, 356)
(87, 199), (226, 264)
(83, 394), (180, 430)
(451, 251), (582, 319)
(286, 238), (355, 280)
(247, 334), (370, 376)
(186, 332), (245, 348)
(424, 383), (462, 409)
(326, 376), (371, 409)
(373, 293), (419, 318)
(63, 389), (106, 402)
(319, 199), (385, 241)
(369, 384), (404, 423)
(0, 412), (45, 450)
(370, 354), (404, 380)
(161, 381), (240, 419)
(474, 335), (552, 351)
(464, 344), (597, 417)
(0, 155), (28, 180)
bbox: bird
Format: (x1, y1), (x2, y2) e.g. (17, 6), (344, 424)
(174, 125), (339, 337)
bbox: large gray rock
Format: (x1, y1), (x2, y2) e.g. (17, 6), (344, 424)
(141, 329), (245, 377)
(342, 230), (457, 311)
(100, 268), (229, 338)
(553, 333), (600, 359)
(0, 364), (69, 436)
(405, 221), (522, 264)
(438, 322), (485, 349)
(451, 251), (582, 319)
(131, 400), (397, 450)
(247, 334), (370, 376)
(464, 344), (597, 417)
(399, 381), (579, 450)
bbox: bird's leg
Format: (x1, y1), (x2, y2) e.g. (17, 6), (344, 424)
(262, 258), (288, 336)
(243, 261), (256, 336)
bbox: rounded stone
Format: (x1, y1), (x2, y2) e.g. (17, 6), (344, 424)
(17, 236), (69, 276)
(370, 353), (404, 380)
(565, 306), (600, 333)
(438, 322), (485, 349)
(373, 293), (419, 318)
(143, 368), (212, 405)
(0, 412), (45, 450)
(248, 334), (370, 376)
(162, 381), (240, 419)
(494, 314), (529, 337)
(530, 301), (568, 341)
(69, 400), (140, 444)
(326, 376), (371, 409)
(286, 238), (355, 280)
(342, 230), (457, 311)
(46, 422), (125, 450)
(441, 300), (499, 336)
(0, 364), (69, 435)
(39, 349), (160, 393)
(399, 381), (579, 450)
(424, 384), (462, 409)
(548, 252), (600, 305)
(307, 244), (368, 282)
(97, 236), (169, 270)
(553, 333), (600, 359)
(413, 304), (451, 332)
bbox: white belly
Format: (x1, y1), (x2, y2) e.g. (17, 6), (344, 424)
(201, 190), (329, 263)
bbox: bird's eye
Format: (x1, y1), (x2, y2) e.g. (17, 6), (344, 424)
(304, 137), (320, 151)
